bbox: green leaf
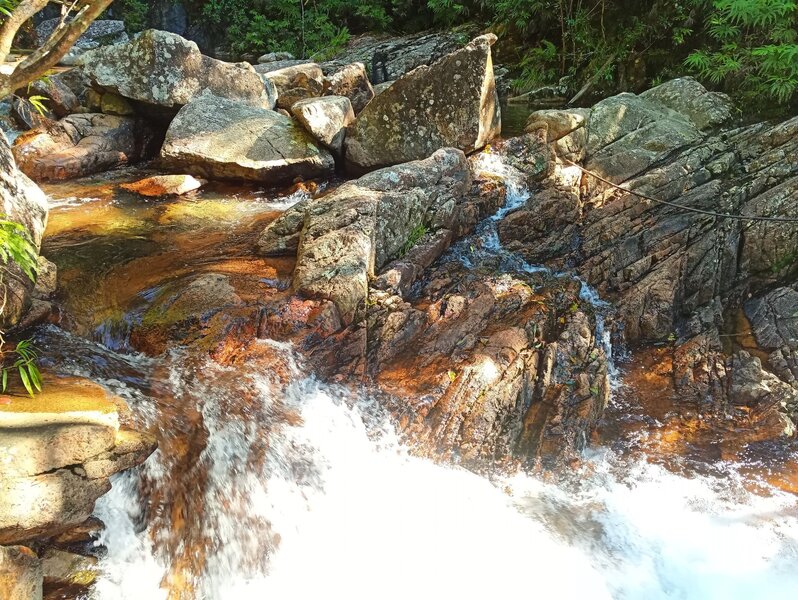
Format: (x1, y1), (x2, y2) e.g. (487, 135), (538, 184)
(18, 365), (33, 397)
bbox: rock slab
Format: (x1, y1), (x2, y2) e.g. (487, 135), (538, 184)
(344, 35), (501, 172)
(161, 93), (334, 184)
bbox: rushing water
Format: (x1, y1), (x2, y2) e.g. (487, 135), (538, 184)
(36, 157), (798, 599)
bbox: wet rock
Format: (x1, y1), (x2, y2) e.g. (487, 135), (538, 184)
(344, 35), (501, 172)
(291, 95), (354, 158)
(41, 548), (97, 587)
(0, 545), (42, 600)
(121, 174), (205, 197)
(308, 261), (610, 466)
(12, 113), (160, 182)
(259, 147), (471, 323)
(745, 286), (798, 387)
(130, 273), (249, 354)
(36, 18), (128, 49)
(0, 378), (155, 545)
(261, 63), (325, 110)
(81, 30), (274, 114)
(0, 132), (48, 330)
(325, 62), (374, 114)
(33, 256), (57, 299)
(161, 93), (334, 184)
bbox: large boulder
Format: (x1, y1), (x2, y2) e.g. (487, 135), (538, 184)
(12, 113), (160, 182)
(323, 30), (465, 83)
(260, 63), (325, 110)
(160, 93), (334, 184)
(325, 62), (374, 114)
(36, 18), (128, 49)
(291, 96), (354, 158)
(81, 30), (274, 114)
(0, 132), (48, 330)
(258, 147), (471, 322)
(344, 35), (501, 172)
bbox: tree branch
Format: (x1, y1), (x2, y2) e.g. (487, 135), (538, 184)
(0, 0), (50, 64)
(0, 0), (113, 98)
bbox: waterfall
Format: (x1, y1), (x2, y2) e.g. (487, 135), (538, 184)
(73, 335), (798, 599)
(33, 151), (798, 599)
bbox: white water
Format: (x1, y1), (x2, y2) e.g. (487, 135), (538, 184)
(71, 152), (798, 598)
(87, 350), (798, 600)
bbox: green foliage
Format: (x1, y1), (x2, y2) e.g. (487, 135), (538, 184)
(0, 219), (38, 284)
(1, 338), (42, 397)
(0, 220), (41, 398)
(685, 0), (798, 103)
(113, 0), (150, 32)
(399, 224), (428, 257)
(0, 0), (19, 19)
(26, 95), (49, 117)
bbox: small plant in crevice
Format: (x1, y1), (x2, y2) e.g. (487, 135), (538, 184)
(399, 224), (428, 258)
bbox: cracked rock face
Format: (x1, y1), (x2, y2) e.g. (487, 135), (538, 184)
(344, 34), (501, 172)
(258, 147), (471, 323)
(745, 286), (798, 390)
(160, 93), (335, 184)
(81, 30), (274, 113)
(500, 78), (797, 346)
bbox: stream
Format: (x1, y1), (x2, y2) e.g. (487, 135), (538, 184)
(35, 156), (798, 599)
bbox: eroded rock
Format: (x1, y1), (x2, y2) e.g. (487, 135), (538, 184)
(258, 147), (470, 323)
(0, 378), (155, 545)
(12, 113), (160, 182)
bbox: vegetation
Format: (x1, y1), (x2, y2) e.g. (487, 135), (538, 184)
(1, 337), (42, 396)
(0, 220), (41, 397)
(124, 0), (795, 111)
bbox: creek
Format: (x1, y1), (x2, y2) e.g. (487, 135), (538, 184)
(35, 156), (798, 599)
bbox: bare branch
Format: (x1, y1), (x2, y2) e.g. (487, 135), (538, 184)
(0, 0), (113, 98)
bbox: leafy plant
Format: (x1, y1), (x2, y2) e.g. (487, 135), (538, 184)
(26, 94), (49, 117)
(0, 0), (19, 19)
(0, 219), (38, 283)
(685, 0), (798, 104)
(1, 337), (42, 396)
(0, 219), (41, 397)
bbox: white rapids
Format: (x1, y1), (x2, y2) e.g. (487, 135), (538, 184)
(88, 353), (798, 600)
